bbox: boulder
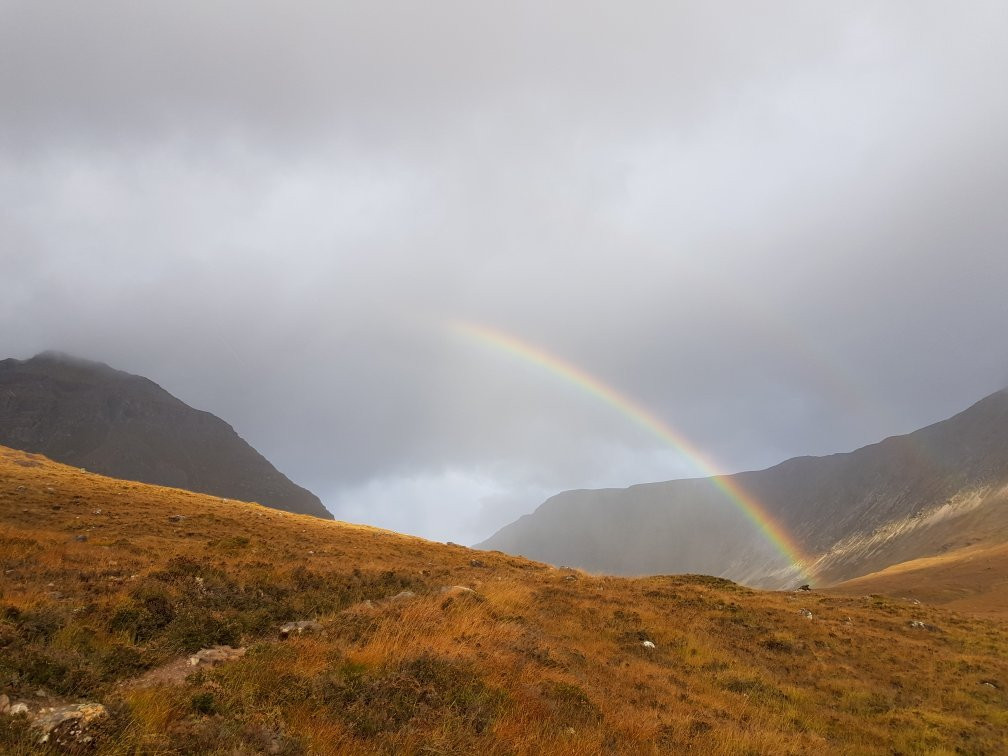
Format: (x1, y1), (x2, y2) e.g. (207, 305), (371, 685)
(33, 702), (107, 746)
(188, 645), (246, 667)
(389, 590), (416, 603)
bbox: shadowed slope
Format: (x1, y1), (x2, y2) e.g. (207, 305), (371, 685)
(0, 352), (331, 519)
(479, 389), (1008, 587)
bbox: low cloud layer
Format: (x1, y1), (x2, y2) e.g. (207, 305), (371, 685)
(4, 2), (1008, 544)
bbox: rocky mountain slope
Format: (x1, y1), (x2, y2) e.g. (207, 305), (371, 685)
(1, 445), (1005, 754)
(0, 352), (331, 519)
(478, 389), (1008, 588)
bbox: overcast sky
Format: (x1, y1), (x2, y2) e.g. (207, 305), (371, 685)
(3, 1), (1007, 544)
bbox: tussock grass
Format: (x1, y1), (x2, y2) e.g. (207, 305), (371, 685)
(1, 445), (1007, 754)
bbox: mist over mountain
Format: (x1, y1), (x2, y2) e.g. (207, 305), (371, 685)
(0, 352), (331, 519)
(478, 388), (1008, 587)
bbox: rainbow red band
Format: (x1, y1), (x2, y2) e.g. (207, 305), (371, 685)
(451, 320), (812, 580)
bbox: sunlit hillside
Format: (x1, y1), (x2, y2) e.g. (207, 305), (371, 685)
(831, 540), (1008, 619)
(2, 445), (1006, 754)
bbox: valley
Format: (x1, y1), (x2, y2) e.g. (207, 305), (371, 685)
(2, 445), (1006, 754)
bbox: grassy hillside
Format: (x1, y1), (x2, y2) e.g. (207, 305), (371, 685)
(831, 541), (1008, 619)
(1, 445), (1006, 754)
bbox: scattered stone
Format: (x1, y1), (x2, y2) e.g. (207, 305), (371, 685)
(390, 590), (417, 603)
(9, 702), (29, 716)
(797, 584), (811, 591)
(74, 535), (88, 542)
(799, 609), (813, 620)
(33, 702), (107, 746)
(92, 509), (102, 515)
(641, 640), (656, 650)
(188, 645), (246, 667)
(167, 515), (186, 523)
(470, 559), (486, 568)
(279, 620), (322, 638)
(909, 620), (926, 629)
(564, 575), (578, 582)
(46, 487), (54, 493)
(16, 485), (26, 492)
(440, 585), (477, 598)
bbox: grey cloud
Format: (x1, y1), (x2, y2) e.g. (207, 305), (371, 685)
(2, 2), (1007, 544)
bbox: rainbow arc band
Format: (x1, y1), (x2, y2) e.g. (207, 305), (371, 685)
(451, 320), (811, 580)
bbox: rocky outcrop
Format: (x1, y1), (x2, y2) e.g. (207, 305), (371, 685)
(279, 620), (322, 638)
(33, 702), (108, 746)
(188, 645), (246, 667)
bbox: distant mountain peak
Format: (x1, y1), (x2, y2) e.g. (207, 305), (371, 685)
(0, 353), (332, 519)
(478, 387), (1008, 588)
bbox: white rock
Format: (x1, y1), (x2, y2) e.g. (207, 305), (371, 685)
(440, 585), (477, 598)
(641, 640), (656, 650)
(10, 702), (29, 715)
(279, 620), (322, 637)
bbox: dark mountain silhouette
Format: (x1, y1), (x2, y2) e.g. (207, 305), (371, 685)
(478, 389), (1008, 587)
(0, 352), (332, 519)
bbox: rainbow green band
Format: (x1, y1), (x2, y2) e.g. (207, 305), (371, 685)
(452, 320), (811, 580)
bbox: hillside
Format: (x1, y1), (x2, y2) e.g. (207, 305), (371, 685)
(1, 445), (1007, 754)
(479, 389), (1008, 588)
(0, 352), (331, 519)
(830, 541), (1008, 619)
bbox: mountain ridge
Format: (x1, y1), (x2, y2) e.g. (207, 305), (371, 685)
(0, 351), (332, 519)
(478, 387), (1008, 587)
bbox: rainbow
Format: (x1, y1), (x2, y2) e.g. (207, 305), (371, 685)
(451, 320), (812, 579)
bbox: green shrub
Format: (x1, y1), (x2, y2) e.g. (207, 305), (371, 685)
(167, 609), (241, 653)
(191, 691), (219, 715)
(101, 644), (151, 678)
(317, 655), (504, 738)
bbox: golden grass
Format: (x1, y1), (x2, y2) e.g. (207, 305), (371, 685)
(1, 444), (1007, 754)
(831, 540), (1008, 618)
